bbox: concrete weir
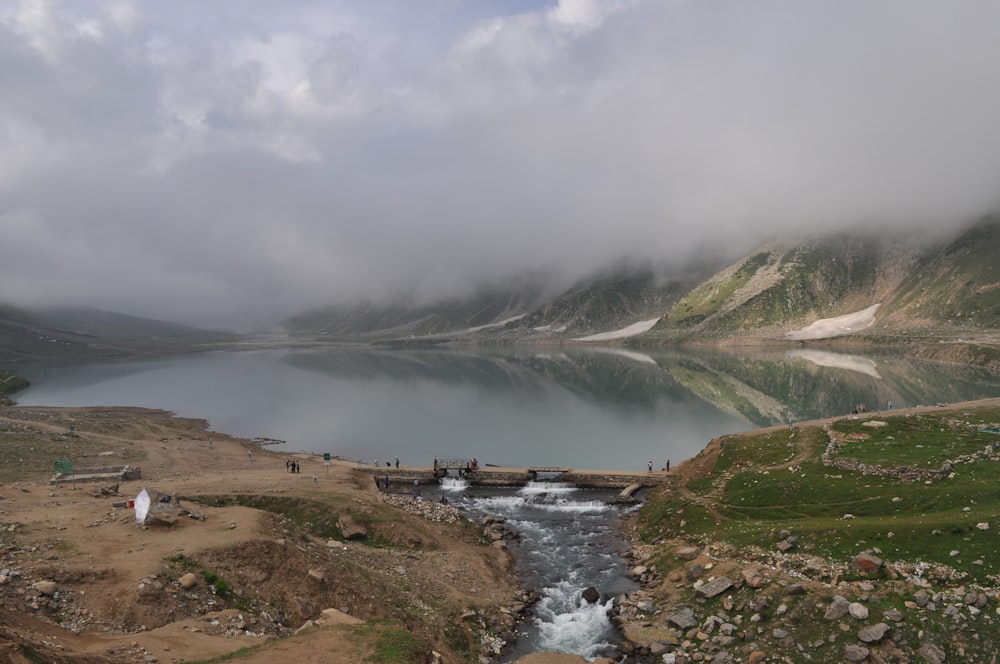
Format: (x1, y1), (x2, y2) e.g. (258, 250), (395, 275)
(355, 463), (671, 502)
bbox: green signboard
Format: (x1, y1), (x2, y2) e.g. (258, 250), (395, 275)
(54, 458), (74, 475)
(323, 453), (331, 464)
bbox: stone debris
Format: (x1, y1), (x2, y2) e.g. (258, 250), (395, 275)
(606, 534), (999, 663)
(377, 493), (463, 522)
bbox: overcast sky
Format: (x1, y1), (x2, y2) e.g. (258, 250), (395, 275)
(2, 0), (1000, 329)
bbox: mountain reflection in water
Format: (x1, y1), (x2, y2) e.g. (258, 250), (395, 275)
(18, 345), (1000, 471)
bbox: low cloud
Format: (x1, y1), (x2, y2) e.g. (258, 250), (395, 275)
(2, 0), (999, 328)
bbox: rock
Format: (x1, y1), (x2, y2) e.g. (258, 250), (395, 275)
(741, 567), (766, 588)
(914, 589), (930, 606)
(179, 573), (197, 590)
(581, 587), (600, 603)
(746, 651), (766, 664)
(857, 622), (890, 643)
(308, 569), (326, 583)
(917, 643), (946, 664)
(317, 607), (363, 626)
(686, 564), (704, 581)
(631, 565), (648, 577)
(694, 577), (733, 599)
(33, 581), (57, 596)
(883, 609), (903, 622)
(844, 644), (870, 662)
(666, 606), (698, 629)
(337, 514), (367, 540)
(848, 602), (869, 620)
(784, 583), (805, 596)
(676, 546), (700, 560)
(824, 596), (850, 620)
(850, 554), (883, 576)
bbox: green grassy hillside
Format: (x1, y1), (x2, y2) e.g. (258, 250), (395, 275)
(630, 402), (1000, 662)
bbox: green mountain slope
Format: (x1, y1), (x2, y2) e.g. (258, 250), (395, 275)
(879, 216), (1000, 331)
(658, 235), (888, 336)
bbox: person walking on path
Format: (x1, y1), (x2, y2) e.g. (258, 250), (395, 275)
(248, 450), (253, 462)
(666, 459), (670, 472)
(648, 460), (653, 472)
(395, 457), (399, 468)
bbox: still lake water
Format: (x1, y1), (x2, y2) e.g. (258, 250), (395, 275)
(16, 344), (1000, 471)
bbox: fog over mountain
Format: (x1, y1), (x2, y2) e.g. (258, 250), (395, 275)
(2, 1), (999, 329)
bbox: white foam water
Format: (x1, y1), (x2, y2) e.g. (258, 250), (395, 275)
(534, 582), (618, 658)
(519, 480), (576, 494)
(453, 481), (637, 661)
(440, 477), (469, 491)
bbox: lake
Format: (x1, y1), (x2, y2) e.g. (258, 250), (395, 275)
(16, 344), (1000, 471)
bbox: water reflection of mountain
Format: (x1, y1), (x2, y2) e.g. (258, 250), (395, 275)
(283, 346), (1000, 429)
(654, 348), (1000, 427)
(280, 347), (688, 410)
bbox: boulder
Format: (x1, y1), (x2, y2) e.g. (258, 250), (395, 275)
(317, 607), (363, 626)
(848, 602), (869, 620)
(694, 577), (733, 599)
(844, 644), (870, 662)
(337, 514), (367, 540)
(741, 567), (766, 588)
(850, 553), (883, 576)
(857, 622), (890, 643)
(676, 546), (700, 560)
(824, 596), (850, 620)
(666, 605), (697, 629)
(917, 643), (946, 664)
(179, 572), (198, 589)
(33, 581), (57, 596)
(581, 587), (600, 604)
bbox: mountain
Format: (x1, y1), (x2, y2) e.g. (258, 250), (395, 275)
(282, 217), (1000, 349)
(7, 218), (1000, 366)
(283, 275), (551, 342)
(283, 261), (715, 344)
(0, 304), (240, 365)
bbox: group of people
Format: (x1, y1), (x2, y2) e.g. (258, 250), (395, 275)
(286, 459), (301, 473)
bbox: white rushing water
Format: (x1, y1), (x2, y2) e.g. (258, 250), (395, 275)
(451, 481), (637, 661)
